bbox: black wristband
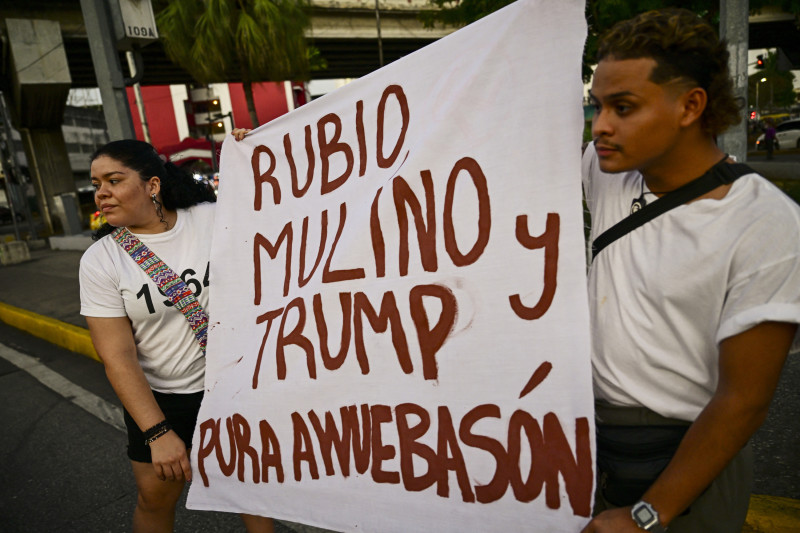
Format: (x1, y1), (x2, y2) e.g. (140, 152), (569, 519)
(143, 420), (171, 446)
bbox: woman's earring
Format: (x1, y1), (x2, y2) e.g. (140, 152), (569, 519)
(151, 194), (167, 228)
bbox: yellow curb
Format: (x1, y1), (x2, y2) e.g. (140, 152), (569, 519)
(744, 494), (800, 533)
(0, 302), (100, 363)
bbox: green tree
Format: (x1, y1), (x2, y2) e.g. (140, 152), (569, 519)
(155, 0), (312, 128)
(748, 51), (797, 111)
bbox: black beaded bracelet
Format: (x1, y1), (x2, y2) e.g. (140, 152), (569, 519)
(143, 420), (172, 446)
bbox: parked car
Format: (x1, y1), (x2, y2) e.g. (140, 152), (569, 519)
(755, 118), (800, 151)
(0, 205), (23, 224)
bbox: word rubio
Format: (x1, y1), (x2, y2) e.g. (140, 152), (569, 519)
(251, 84), (409, 209)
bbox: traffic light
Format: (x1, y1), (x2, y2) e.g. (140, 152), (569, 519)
(756, 55), (765, 69)
(750, 111), (757, 120)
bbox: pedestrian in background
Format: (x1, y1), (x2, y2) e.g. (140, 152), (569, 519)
(764, 119), (777, 160)
(79, 140), (274, 533)
(583, 9), (800, 533)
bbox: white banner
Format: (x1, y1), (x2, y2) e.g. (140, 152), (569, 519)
(188, 0), (593, 531)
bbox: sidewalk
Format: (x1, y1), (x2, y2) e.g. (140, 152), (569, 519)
(0, 241), (97, 361)
(1, 237), (798, 532)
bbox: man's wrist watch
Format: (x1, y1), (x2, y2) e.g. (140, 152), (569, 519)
(631, 500), (667, 532)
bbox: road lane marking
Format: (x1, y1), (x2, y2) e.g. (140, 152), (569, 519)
(0, 341), (124, 432)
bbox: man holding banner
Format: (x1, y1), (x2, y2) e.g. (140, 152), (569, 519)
(582, 9), (800, 533)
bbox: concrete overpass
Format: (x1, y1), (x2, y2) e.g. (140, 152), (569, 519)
(748, 7), (800, 69)
(0, 0), (454, 87)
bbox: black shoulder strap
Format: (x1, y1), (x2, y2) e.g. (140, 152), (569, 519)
(591, 161), (753, 261)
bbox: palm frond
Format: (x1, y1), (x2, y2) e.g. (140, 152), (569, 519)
(156, 0), (316, 86)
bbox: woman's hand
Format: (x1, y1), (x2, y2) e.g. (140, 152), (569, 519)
(231, 128), (251, 141)
(149, 431), (192, 482)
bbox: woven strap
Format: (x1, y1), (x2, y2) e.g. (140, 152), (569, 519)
(112, 227), (208, 355)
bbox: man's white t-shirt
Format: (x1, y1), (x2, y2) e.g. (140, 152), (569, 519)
(583, 144), (800, 421)
(80, 202), (216, 393)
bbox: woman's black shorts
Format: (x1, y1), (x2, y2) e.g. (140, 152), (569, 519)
(123, 390), (204, 463)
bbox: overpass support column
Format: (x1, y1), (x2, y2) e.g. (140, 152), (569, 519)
(5, 19), (79, 236)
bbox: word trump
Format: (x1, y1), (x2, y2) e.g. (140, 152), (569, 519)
(251, 284), (457, 388)
(197, 404), (592, 517)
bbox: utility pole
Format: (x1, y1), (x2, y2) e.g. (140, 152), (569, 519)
(718, 0), (749, 162)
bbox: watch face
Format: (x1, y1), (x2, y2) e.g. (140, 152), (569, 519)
(633, 505), (655, 524)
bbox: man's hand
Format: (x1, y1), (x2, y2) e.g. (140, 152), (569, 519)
(581, 507), (642, 533)
(149, 431), (192, 482)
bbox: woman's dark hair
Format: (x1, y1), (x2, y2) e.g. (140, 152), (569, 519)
(90, 139), (216, 239)
(597, 8), (741, 136)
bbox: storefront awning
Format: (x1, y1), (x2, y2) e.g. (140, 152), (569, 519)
(159, 137), (214, 166)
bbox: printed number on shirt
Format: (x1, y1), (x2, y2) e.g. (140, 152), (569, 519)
(135, 263), (210, 314)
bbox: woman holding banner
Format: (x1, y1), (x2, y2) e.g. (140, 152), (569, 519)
(232, 128), (251, 141)
(79, 139), (274, 533)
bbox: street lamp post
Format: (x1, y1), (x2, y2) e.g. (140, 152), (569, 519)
(769, 78), (774, 110)
(757, 77), (767, 118)
(375, 0), (384, 67)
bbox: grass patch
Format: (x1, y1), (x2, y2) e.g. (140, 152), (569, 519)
(769, 180), (800, 205)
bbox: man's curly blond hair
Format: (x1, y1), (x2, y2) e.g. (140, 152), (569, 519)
(597, 8), (742, 136)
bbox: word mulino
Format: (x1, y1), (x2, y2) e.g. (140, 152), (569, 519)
(197, 404), (592, 517)
(248, 84), (560, 385)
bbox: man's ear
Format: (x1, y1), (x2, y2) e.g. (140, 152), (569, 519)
(679, 87), (707, 128)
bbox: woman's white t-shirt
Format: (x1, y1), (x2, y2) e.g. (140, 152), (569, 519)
(80, 202), (215, 393)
